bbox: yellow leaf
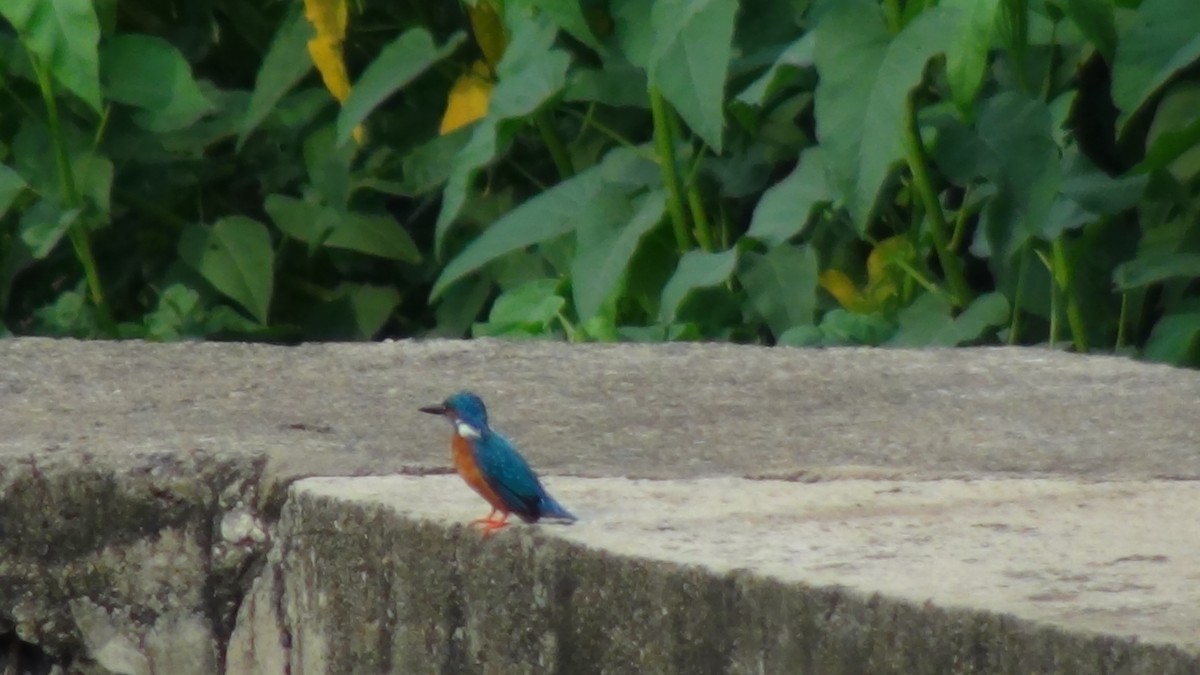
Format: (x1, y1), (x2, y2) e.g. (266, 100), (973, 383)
(866, 279), (899, 308)
(441, 61), (494, 134)
(860, 235), (914, 311)
(467, 0), (507, 71)
(303, 0), (363, 143)
(819, 270), (866, 312)
(866, 235), (911, 285)
(307, 36), (352, 103)
(304, 0), (347, 42)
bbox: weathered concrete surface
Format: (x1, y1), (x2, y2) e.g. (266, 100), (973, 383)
(228, 476), (1200, 674)
(0, 338), (1197, 673)
(1, 339), (1198, 482)
(0, 449), (267, 674)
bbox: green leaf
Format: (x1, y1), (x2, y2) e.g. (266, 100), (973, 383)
(431, 147), (653, 299)
(19, 200), (79, 259)
(305, 284), (401, 340)
(144, 283), (203, 341)
(565, 59), (649, 108)
(435, 121), (501, 256)
(1138, 82), (1200, 179)
(473, 278), (565, 337)
(647, 0), (737, 152)
(890, 292), (1008, 346)
(526, 0), (603, 50)
(238, 10), (313, 149)
(490, 14), (571, 119)
(736, 34), (814, 107)
(571, 189), (666, 322)
(1041, 150), (1147, 239)
(396, 128), (472, 195)
(0, 164), (29, 219)
(1059, 152), (1147, 215)
(951, 292), (1010, 343)
(326, 212), (421, 263)
(266, 195), (420, 262)
(1113, 253), (1200, 290)
(738, 243), (818, 337)
(659, 249), (738, 324)
(433, 273), (492, 337)
(72, 153), (113, 217)
(433, 183), (590, 299)
(1111, 0), (1200, 132)
(205, 305), (265, 336)
(33, 284), (97, 337)
(611, 0), (655, 69)
(974, 92), (1062, 256)
(943, 0), (1000, 114)
(930, 116), (995, 185)
(1064, 0), (1117, 64)
(617, 325), (667, 342)
(1143, 308), (1200, 365)
(814, 1), (961, 228)
(336, 29), (465, 146)
(178, 216), (275, 324)
(264, 194), (330, 245)
(434, 14), (570, 253)
(100, 34), (213, 132)
(0, 0), (101, 111)
(777, 324), (824, 347)
(818, 308), (895, 345)
(888, 293), (956, 346)
(488, 279), (564, 326)
(746, 148), (832, 246)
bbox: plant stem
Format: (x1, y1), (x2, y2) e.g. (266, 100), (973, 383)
(533, 109), (574, 179)
(556, 309), (580, 342)
(32, 56), (114, 335)
(1116, 292), (1128, 349)
(563, 107), (641, 151)
(902, 95), (970, 307)
(650, 87), (691, 253)
(1052, 237), (1088, 352)
(573, 102), (596, 144)
(504, 158), (548, 191)
(948, 183), (973, 251)
(892, 258), (956, 301)
(1007, 245), (1028, 345)
(1001, 0), (1032, 94)
(681, 147), (715, 251)
(686, 189), (715, 251)
(882, 0), (902, 32)
(1034, 247), (1056, 347)
(1041, 18), (1058, 101)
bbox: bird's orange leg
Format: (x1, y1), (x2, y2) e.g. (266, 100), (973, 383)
(470, 508), (499, 526)
(476, 511), (510, 537)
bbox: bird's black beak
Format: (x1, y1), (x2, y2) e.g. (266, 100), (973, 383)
(419, 404), (447, 416)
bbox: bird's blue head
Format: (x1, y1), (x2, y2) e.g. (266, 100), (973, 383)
(419, 391), (489, 436)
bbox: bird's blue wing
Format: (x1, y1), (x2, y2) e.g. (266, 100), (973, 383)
(473, 431), (549, 522)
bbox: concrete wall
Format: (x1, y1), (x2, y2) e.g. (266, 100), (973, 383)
(0, 339), (1195, 673)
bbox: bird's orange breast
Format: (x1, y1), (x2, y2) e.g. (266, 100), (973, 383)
(451, 434), (508, 512)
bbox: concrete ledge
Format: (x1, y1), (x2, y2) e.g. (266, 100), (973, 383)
(0, 339), (1198, 673)
(227, 475), (1200, 674)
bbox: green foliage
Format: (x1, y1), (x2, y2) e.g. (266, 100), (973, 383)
(1, 0), (1200, 368)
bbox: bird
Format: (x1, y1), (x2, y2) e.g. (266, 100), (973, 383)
(419, 391), (576, 534)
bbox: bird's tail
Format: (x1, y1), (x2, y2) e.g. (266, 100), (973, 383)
(539, 495), (577, 523)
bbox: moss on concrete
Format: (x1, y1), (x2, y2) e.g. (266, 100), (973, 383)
(248, 484), (1200, 674)
(0, 451), (269, 672)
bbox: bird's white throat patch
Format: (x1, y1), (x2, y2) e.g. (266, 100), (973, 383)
(455, 420), (482, 439)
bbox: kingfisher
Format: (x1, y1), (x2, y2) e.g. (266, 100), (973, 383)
(419, 391), (576, 534)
